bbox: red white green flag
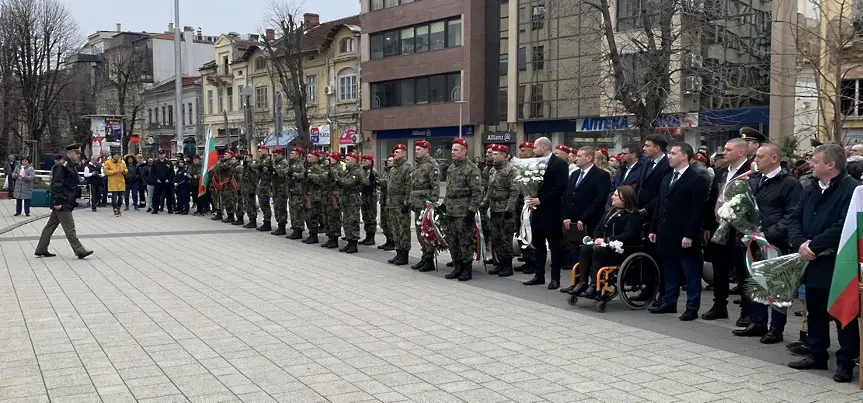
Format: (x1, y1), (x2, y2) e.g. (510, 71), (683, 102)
(828, 185), (863, 328)
(198, 129), (217, 197)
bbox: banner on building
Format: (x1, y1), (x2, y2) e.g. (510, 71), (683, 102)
(340, 125), (359, 145)
(310, 124), (331, 146)
(89, 115), (124, 156)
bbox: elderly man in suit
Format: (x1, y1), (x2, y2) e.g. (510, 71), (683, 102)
(523, 137), (570, 289)
(649, 143), (709, 321)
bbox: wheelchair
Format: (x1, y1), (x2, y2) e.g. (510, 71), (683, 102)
(566, 244), (662, 312)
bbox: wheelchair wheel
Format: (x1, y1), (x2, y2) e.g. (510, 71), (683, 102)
(596, 300), (607, 312)
(617, 252), (661, 310)
(567, 295), (578, 306)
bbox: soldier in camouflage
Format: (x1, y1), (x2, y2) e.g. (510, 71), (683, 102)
(386, 144), (413, 265)
(189, 155), (204, 216)
(302, 151), (326, 244)
(482, 144), (518, 277)
(210, 150), (230, 221)
(220, 153), (240, 223)
(231, 154), (247, 226)
(408, 140), (440, 271)
(337, 153), (369, 254)
(377, 156), (395, 251)
(287, 147), (307, 240)
(481, 145), (495, 263)
(359, 154), (378, 245)
(441, 138), (483, 281)
(320, 152), (343, 249)
(255, 145), (274, 232)
(515, 141), (537, 274)
(240, 153), (260, 228)
(271, 148), (290, 236)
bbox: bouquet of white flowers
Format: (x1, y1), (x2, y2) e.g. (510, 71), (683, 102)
(582, 237), (625, 254)
(712, 177), (760, 245)
(514, 161), (547, 198)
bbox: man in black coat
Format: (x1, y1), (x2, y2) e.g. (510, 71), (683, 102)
(34, 144), (93, 260)
(787, 143), (860, 383)
(523, 137), (570, 289)
(611, 143), (644, 195)
(637, 134), (673, 218)
(559, 146), (611, 292)
(151, 150), (175, 214)
(649, 143), (709, 321)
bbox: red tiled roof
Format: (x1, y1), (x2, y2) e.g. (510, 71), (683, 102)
(301, 15), (359, 52)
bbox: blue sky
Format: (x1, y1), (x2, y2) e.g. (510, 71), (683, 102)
(65, 0), (360, 41)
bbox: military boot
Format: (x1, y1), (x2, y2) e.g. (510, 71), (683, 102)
(211, 212), (223, 221)
(488, 263), (501, 275)
(377, 237), (395, 250)
(444, 262), (463, 280)
(288, 228), (303, 240)
(339, 240), (350, 252)
(418, 258), (435, 272)
(410, 259), (426, 270)
(222, 213), (234, 223)
(458, 263), (473, 282)
(446, 261), (454, 267)
(344, 240), (359, 254)
(360, 233), (376, 246)
(326, 237), (340, 249)
(392, 250), (409, 265)
(497, 259), (514, 277)
(320, 236), (335, 248)
(257, 221), (272, 232)
(243, 216), (257, 229)
(302, 233), (319, 244)
(387, 251), (400, 264)
(232, 214), (244, 226)
(271, 223), (286, 236)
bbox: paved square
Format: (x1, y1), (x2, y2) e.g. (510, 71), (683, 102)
(1, 200), (861, 402)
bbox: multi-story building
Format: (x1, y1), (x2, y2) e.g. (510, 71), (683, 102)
(141, 77), (203, 156)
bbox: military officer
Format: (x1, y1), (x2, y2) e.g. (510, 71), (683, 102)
(287, 147), (307, 240)
(337, 152), (369, 254)
(483, 144), (518, 277)
(240, 153), (259, 228)
(231, 153), (247, 226)
(360, 154), (378, 245)
(256, 145), (274, 232)
(221, 152), (240, 223)
(210, 149), (230, 221)
(303, 150), (326, 244)
(377, 155), (396, 251)
(386, 144), (413, 265)
(441, 138), (483, 281)
(321, 152), (343, 249)
(516, 141), (537, 274)
(271, 148), (291, 236)
(408, 140), (441, 271)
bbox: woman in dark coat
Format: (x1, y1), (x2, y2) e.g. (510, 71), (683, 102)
(173, 160), (190, 215)
(123, 155), (141, 211)
(570, 185), (643, 299)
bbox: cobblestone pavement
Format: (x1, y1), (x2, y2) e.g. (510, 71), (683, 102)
(1, 200), (862, 403)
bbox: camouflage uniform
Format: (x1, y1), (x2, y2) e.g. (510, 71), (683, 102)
(409, 155), (441, 262)
(272, 157), (291, 234)
(378, 167), (393, 246)
(210, 159), (225, 219)
(323, 163), (343, 241)
(360, 165), (378, 243)
(287, 158), (307, 236)
(216, 160), (238, 220)
(386, 158), (412, 253)
(338, 164), (369, 242)
(480, 162), (494, 257)
(240, 159), (259, 226)
(233, 162), (246, 218)
(256, 155), (274, 226)
(482, 159), (518, 275)
(304, 159), (326, 243)
(443, 157), (483, 280)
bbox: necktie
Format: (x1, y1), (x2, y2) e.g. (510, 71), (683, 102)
(648, 161), (656, 174)
(670, 171), (679, 187)
(576, 170), (585, 187)
(759, 176), (767, 190)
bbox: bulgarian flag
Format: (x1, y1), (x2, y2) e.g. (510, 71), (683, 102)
(198, 129), (217, 197)
(828, 185), (863, 328)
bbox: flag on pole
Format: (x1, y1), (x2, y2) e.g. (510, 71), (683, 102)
(828, 185), (863, 328)
(198, 129), (217, 197)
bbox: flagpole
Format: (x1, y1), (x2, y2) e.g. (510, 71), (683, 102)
(859, 277), (862, 389)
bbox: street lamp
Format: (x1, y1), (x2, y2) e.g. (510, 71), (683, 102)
(451, 86), (465, 138)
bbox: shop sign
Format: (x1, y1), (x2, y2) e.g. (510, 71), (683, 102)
(376, 125), (475, 140)
(576, 116), (631, 132)
(340, 125), (359, 145)
(483, 131), (515, 143)
(310, 124), (331, 145)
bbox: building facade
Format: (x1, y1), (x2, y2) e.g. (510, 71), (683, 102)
(142, 77), (203, 156)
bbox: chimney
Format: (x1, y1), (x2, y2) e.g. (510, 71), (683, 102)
(303, 13), (320, 30)
(116, 23), (121, 33)
(266, 29), (275, 41)
(168, 22), (174, 33)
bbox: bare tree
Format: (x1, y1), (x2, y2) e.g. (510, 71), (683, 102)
(0, 0), (80, 156)
(57, 63), (96, 149)
(97, 43), (147, 152)
(260, 0), (311, 149)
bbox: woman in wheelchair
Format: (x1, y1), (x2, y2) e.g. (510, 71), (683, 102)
(570, 185), (643, 299)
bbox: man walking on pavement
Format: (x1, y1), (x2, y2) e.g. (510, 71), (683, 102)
(34, 144), (93, 260)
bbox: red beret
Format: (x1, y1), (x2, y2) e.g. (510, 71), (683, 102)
(597, 148), (609, 157)
(611, 154), (623, 163)
(491, 144), (509, 153)
(247, 153), (254, 158)
(486, 144), (496, 150)
(555, 144), (570, 153)
(273, 147), (283, 153)
(416, 140), (431, 150)
(257, 144), (268, 150)
(452, 138), (468, 149)
(569, 147), (579, 154)
(361, 153), (373, 161)
(329, 152), (341, 161)
(347, 152), (360, 161)
(291, 147), (305, 154)
(695, 153), (708, 164)
(520, 141), (534, 149)
(393, 144), (407, 151)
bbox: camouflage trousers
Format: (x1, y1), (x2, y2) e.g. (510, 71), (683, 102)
(272, 187), (288, 225)
(380, 202), (392, 238)
(446, 215), (474, 264)
(324, 195), (342, 236)
(489, 212), (515, 260)
(361, 197), (377, 235)
(413, 208), (435, 259)
(288, 194), (306, 230)
(211, 187), (221, 212)
(342, 197), (361, 241)
(388, 207), (411, 250)
(222, 188), (237, 214)
(306, 200), (322, 232)
(258, 184), (272, 221)
(242, 190), (256, 218)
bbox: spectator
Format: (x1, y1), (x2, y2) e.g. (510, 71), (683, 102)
(123, 155), (140, 211)
(83, 155), (104, 212)
(103, 152), (127, 217)
(142, 158), (157, 212)
(151, 150), (175, 214)
(173, 159), (190, 215)
(136, 154), (147, 208)
(12, 156), (35, 216)
(4, 154), (18, 199)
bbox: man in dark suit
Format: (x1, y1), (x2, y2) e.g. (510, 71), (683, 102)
(637, 134), (673, 218)
(649, 143), (709, 321)
(702, 138), (754, 322)
(524, 137), (570, 289)
(559, 146), (611, 292)
(612, 143), (644, 195)
(787, 143), (860, 382)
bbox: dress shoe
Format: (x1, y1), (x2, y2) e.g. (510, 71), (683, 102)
(788, 344), (810, 356)
(559, 285), (575, 294)
(77, 250), (94, 260)
(582, 287), (597, 299)
(547, 280), (559, 290)
(788, 356), (827, 370)
(568, 282), (588, 296)
(735, 316), (751, 328)
(733, 324), (768, 337)
(523, 276), (545, 286)
(834, 366), (854, 383)
(679, 310), (698, 321)
(649, 304), (677, 314)
(760, 328), (783, 344)
(34, 252), (56, 257)
(701, 305), (729, 320)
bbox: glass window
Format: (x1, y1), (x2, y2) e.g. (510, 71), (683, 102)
(383, 30), (399, 57)
(371, 0), (383, 11)
(400, 78), (415, 105)
(384, 82), (398, 107)
(429, 74), (446, 103)
(217, 89), (223, 112)
(429, 21), (445, 51)
(226, 87), (233, 112)
(446, 73), (460, 101)
(400, 27), (415, 55)
(371, 83), (384, 108)
(339, 74), (358, 101)
(384, 0), (397, 7)
(498, 88), (507, 123)
(447, 19), (462, 47)
(518, 47), (527, 71)
(415, 25), (429, 52)
(370, 34), (384, 59)
(168, 105), (173, 125)
(207, 90), (213, 114)
(306, 75), (317, 104)
(415, 77), (429, 104)
(500, 54), (508, 76)
(533, 45), (545, 70)
(255, 86), (268, 108)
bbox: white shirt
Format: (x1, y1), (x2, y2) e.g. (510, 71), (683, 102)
(726, 160), (748, 184)
(763, 166), (781, 180)
(671, 164), (689, 183)
(622, 161), (635, 181)
(651, 154), (665, 171)
(818, 180), (830, 194)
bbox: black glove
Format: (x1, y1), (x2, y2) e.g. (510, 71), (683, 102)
(504, 211), (513, 219)
(463, 212), (474, 224)
(401, 205), (409, 214)
(438, 204), (446, 213)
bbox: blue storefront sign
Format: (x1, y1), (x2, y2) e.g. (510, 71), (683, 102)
(376, 125), (475, 140)
(576, 116), (631, 132)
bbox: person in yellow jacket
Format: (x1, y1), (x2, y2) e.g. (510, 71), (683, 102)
(103, 151), (128, 216)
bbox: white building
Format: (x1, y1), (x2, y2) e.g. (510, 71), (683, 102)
(141, 77), (204, 156)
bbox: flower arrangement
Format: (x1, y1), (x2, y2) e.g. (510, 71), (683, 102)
(417, 202), (448, 252)
(472, 210), (488, 262)
(512, 158), (547, 248)
(712, 177), (760, 245)
(582, 237), (625, 254)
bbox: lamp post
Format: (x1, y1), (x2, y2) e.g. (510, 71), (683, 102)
(451, 86), (464, 138)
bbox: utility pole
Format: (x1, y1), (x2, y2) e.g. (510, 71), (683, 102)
(173, 0), (184, 155)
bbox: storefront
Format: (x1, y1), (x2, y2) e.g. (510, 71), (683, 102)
(376, 125), (475, 181)
(698, 106), (768, 153)
(482, 131), (516, 156)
